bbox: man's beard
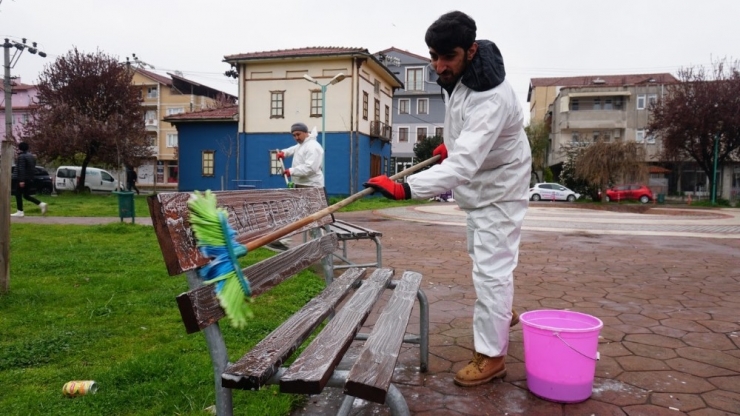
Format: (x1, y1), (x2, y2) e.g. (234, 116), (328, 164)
(436, 59), (469, 89)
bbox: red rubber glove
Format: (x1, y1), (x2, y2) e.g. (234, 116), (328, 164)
(284, 168), (291, 177)
(432, 144), (447, 164)
(363, 175), (410, 200)
(276, 151), (285, 159)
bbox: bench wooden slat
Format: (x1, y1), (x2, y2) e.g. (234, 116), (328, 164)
(279, 268), (394, 395)
(148, 188), (333, 276)
(176, 234), (339, 334)
(221, 267), (367, 390)
(344, 271), (423, 404)
(330, 220), (383, 239)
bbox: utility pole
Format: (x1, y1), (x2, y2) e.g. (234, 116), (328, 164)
(1, 38), (45, 294)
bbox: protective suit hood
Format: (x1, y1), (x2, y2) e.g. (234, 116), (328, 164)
(460, 39), (506, 92)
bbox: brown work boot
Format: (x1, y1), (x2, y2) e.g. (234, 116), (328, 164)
(454, 352), (506, 387)
(510, 308), (520, 327)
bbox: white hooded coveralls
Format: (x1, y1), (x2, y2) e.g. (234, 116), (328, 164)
(281, 131), (324, 187)
(406, 41), (531, 357)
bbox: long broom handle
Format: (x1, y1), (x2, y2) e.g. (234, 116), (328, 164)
(245, 154), (441, 251)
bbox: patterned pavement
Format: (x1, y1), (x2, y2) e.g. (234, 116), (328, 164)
(294, 205), (740, 416)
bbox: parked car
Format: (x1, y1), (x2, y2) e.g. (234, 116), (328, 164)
(11, 165), (54, 195)
(55, 166), (119, 193)
(529, 183), (580, 202)
(604, 184), (654, 203)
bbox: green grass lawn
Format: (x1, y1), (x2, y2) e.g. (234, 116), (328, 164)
(1, 222), (324, 415)
(9, 191), (431, 218)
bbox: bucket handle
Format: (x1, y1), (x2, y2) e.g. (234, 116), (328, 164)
(554, 332), (600, 361)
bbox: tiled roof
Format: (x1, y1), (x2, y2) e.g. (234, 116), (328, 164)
(134, 68), (172, 86)
(224, 47), (367, 61)
(376, 47), (430, 62)
(530, 73), (678, 88)
(164, 105), (238, 122)
(0, 81), (36, 91)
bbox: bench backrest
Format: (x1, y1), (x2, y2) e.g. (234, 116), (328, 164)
(148, 188), (333, 276)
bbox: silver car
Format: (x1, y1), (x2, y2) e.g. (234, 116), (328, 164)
(529, 183), (580, 202)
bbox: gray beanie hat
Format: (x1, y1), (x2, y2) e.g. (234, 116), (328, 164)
(291, 122), (308, 133)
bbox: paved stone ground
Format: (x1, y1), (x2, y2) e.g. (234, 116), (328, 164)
(13, 207), (740, 415)
(292, 208), (740, 416)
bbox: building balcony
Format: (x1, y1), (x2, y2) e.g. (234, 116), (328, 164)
(558, 110), (627, 130)
(145, 119), (158, 130)
(370, 120), (392, 142)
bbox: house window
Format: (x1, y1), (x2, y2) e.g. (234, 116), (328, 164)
(646, 134), (655, 144)
(593, 99), (601, 110)
(145, 110), (156, 121)
(166, 133), (178, 147)
(435, 127), (444, 138)
(270, 91), (285, 118)
(593, 131), (600, 142)
(637, 95), (646, 110)
(147, 87), (158, 98)
(374, 80), (380, 95)
(310, 90), (322, 117)
(648, 94), (657, 107)
(603, 131), (611, 142)
(202, 151), (215, 177)
(363, 92), (369, 120)
(417, 98), (428, 115)
(385, 105), (389, 124)
(269, 150), (283, 175)
(374, 99), (380, 121)
(417, 127), (428, 141)
(166, 107), (184, 116)
(405, 67), (424, 91)
(398, 127), (409, 142)
(571, 132), (580, 143)
(614, 97), (624, 108)
(168, 163), (179, 183)
(604, 98), (613, 110)
(636, 129), (645, 143)
(21, 114), (29, 124)
(399, 99), (410, 114)
(571, 99), (580, 111)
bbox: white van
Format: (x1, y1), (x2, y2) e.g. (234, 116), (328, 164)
(55, 166), (119, 193)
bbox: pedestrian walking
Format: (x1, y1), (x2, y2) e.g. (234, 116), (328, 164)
(125, 163), (140, 194)
(11, 141), (48, 217)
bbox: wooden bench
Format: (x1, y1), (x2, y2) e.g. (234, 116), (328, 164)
(306, 219), (383, 270)
(148, 188), (428, 416)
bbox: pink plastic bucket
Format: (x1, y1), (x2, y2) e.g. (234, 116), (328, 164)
(520, 310), (603, 403)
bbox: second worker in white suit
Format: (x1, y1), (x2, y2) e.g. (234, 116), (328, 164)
(277, 122), (324, 188)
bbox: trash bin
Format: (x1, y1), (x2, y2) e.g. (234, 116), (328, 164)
(113, 191), (135, 223)
(657, 193), (666, 204)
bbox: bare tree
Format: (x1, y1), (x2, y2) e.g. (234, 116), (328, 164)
(573, 141), (647, 193)
(216, 134), (236, 190)
(525, 120), (550, 183)
(22, 48), (151, 191)
(648, 58), (740, 196)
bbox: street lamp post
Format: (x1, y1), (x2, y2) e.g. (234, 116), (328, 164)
(711, 132), (719, 205)
(302, 73), (346, 177)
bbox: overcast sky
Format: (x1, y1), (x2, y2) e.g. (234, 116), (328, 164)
(3, 0), (738, 123)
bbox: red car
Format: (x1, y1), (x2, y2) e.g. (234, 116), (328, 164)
(604, 184), (654, 204)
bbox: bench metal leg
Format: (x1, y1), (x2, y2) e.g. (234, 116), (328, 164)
(186, 271), (233, 416)
(269, 369), (410, 416)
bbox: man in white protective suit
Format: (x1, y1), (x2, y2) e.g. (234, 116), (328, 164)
(364, 10), (531, 387)
(277, 122), (324, 188)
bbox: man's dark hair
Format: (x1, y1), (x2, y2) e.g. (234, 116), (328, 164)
(18, 142), (29, 152)
(425, 11), (477, 54)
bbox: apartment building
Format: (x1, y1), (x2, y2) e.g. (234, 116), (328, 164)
(131, 68), (236, 187)
(0, 77), (38, 141)
(375, 47), (445, 175)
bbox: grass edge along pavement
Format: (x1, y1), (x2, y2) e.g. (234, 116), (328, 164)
(1, 222), (327, 415)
